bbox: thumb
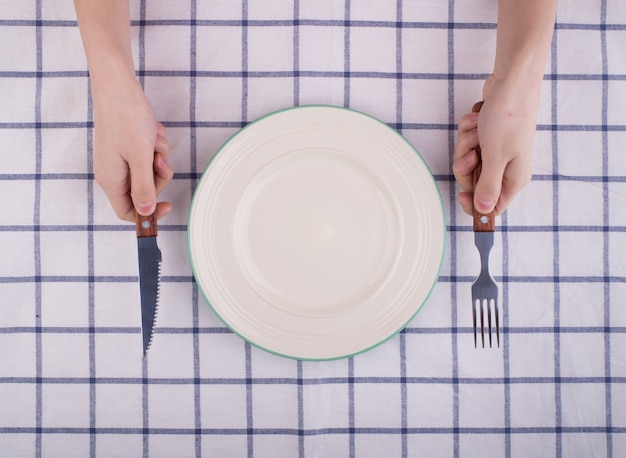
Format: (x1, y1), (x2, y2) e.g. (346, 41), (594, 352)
(128, 151), (157, 216)
(473, 158), (506, 214)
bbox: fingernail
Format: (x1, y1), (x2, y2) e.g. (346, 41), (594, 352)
(477, 199), (495, 212)
(136, 201), (155, 214)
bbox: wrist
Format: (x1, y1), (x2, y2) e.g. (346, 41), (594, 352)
(486, 67), (544, 110)
(481, 72), (543, 130)
(89, 55), (140, 110)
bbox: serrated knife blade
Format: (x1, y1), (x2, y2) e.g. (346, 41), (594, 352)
(135, 212), (161, 357)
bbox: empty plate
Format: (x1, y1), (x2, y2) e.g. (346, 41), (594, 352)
(188, 106), (445, 360)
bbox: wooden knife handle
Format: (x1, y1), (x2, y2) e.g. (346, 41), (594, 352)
(471, 101), (496, 233)
(136, 212), (158, 238)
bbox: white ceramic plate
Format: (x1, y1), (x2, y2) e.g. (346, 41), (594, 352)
(188, 106), (445, 360)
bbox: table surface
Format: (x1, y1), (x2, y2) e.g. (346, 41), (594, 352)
(1, 1), (626, 457)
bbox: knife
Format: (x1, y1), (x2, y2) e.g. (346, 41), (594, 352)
(135, 212), (161, 357)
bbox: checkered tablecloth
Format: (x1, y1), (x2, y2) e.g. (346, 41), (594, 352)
(1, 0), (625, 457)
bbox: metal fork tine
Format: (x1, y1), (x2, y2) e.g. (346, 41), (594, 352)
(487, 300), (492, 348)
(495, 302), (500, 348)
(473, 300), (478, 348)
(480, 300), (485, 348)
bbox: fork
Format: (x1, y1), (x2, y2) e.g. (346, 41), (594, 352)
(470, 101), (499, 348)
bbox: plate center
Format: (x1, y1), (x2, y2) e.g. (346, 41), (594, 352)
(234, 148), (400, 317)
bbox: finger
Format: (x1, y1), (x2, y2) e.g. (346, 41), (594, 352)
(457, 111), (480, 137)
(452, 143), (479, 191)
(453, 112), (479, 165)
(127, 150), (158, 216)
(154, 152), (174, 196)
(155, 130), (170, 160)
(156, 121), (166, 138)
(111, 201), (171, 224)
(155, 201), (173, 220)
(493, 184), (521, 216)
(453, 130), (480, 192)
(110, 192), (172, 223)
(473, 156), (507, 214)
(453, 125), (480, 162)
(458, 191), (474, 216)
(493, 193), (514, 216)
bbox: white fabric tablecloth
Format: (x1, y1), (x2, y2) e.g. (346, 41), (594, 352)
(1, 0), (625, 456)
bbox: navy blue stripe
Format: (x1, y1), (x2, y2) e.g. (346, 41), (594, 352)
(551, 25), (563, 458)
(445, 1), (460, 456)
(399, 331), (408, 458)
(2, 325), (625, 337)
(245, 344), (254, 458)
(293, 4), (305, 457)
(4, 223), (626, 234)
(0, 224), (189, 232)
(0, 19), (78, 26)
(4, 17), (626, 30)
(348, 357), (355, 458)
(137, 3), (151, 457)
(0, 70), (89, 77)
(3, 120), (626, 132)
(2, 274), (625, 285)
(4, 121), (625, 132)
(343, 0), (351, 109)
(188, 2), (202, 457)
(343, 1), (356, 454)
(6, 70), (626, 82)
(34, 2), (43, 456)
(297, 361), (304, 458)
(3, 375), (626, 386)
(3, 425), (624, 435)
(293, 0), (300, 107)
(125, 19), (498, 29)
(502, 212), (511, 457)
(5, 173), (626, 184)
(86, 77), (97, 458)
(600, 2), (613, 456)
(241, 0), (249, 125)
(240, 3), (253, 456)
(396, 3), (409, 457)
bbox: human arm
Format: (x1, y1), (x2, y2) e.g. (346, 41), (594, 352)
(73, 0), (173, 222)
(453, 0), (558, 215)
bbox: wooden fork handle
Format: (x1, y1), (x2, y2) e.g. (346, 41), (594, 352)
(471, 101), (496, 233)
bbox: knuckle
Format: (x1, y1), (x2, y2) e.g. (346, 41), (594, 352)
(131, 182), (155, 199)
(115, 208), (128, 220)
(452, 160), (462, 177)
(94, 169), (110, 188)
(479, 182), (501, 199)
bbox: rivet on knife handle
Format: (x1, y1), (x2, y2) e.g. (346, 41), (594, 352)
(136, 212), (158, 238)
